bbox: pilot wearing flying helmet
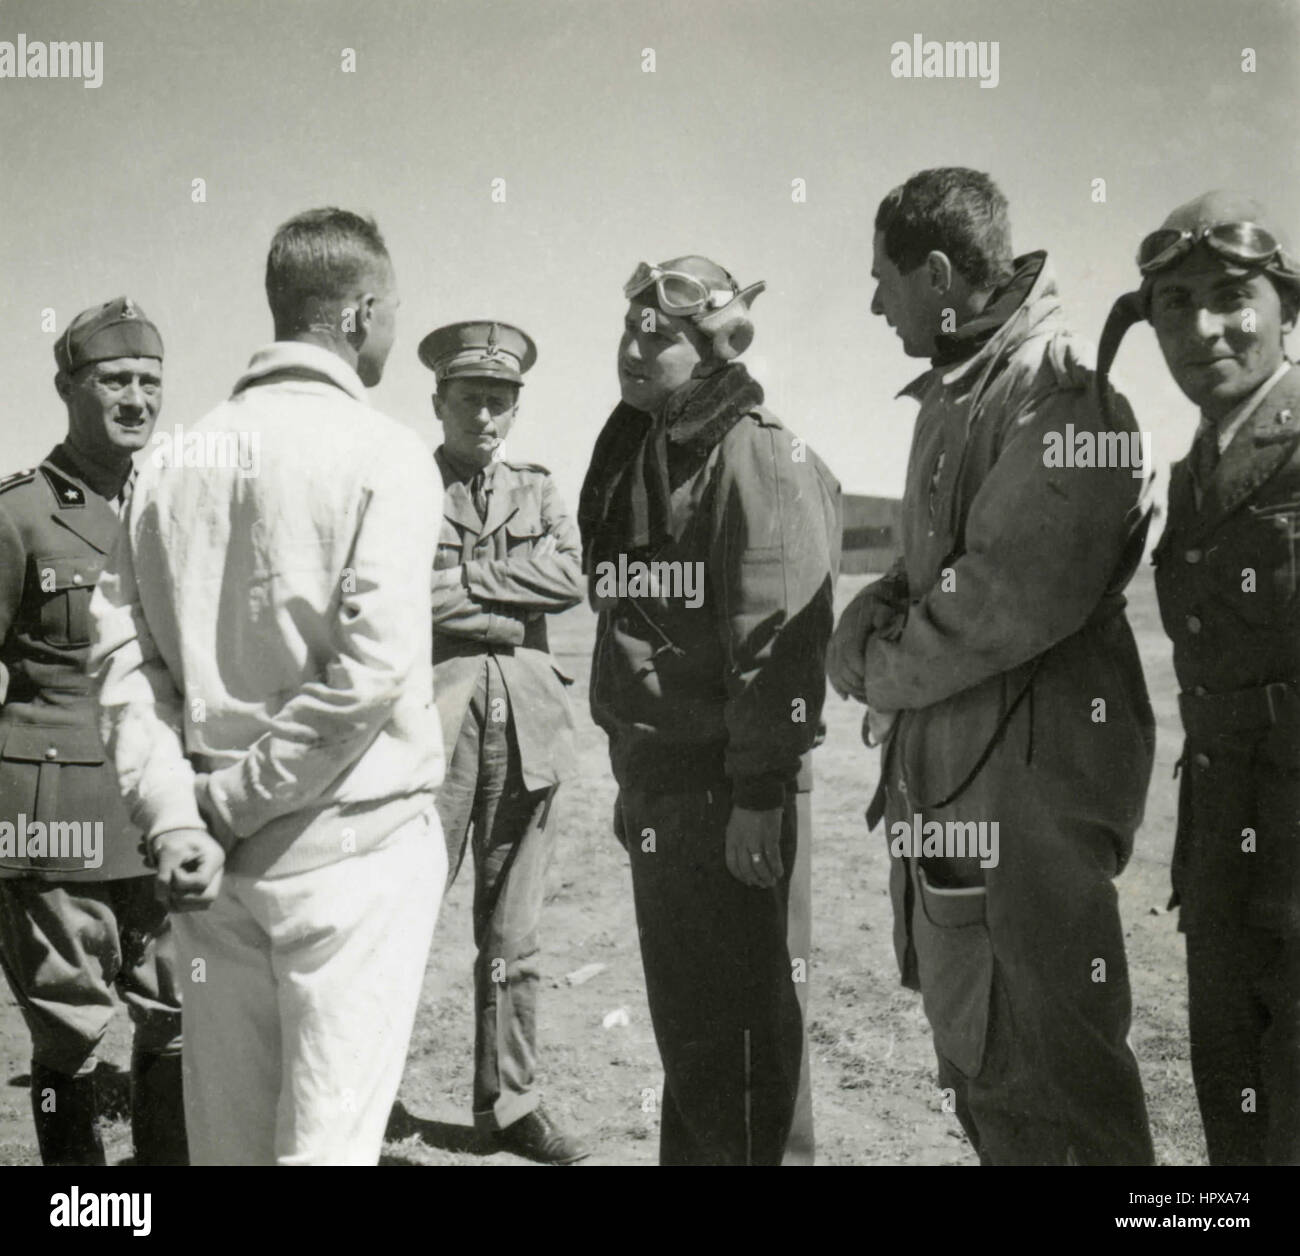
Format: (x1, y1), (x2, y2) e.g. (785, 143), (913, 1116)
(1100, 191), (1300, 1165)
(578, 256), (842, 1165)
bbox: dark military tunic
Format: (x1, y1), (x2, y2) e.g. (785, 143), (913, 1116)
(1153, 363), (1300, 1166)
(0, 443), (177, 1079)
(0, 444), (145, 880)
(1153, 364), (1300, 933)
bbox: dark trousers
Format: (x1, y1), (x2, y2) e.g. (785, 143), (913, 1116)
(0, 874), (181, 1074)
(436, 661), (557, 1132)
(1186, 926), (1300, 1165)
(892, 803), (1154, 1165)
(619, 782), (813, 1165)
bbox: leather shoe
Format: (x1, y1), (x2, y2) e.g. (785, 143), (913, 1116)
(494, 1106), (590, 1165)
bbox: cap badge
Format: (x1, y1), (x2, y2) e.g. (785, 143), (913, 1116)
(121, 298), (137, 320)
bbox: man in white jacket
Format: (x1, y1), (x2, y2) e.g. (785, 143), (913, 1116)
(89, 208), (447, 1165)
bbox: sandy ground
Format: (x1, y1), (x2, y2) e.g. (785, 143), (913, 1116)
(0, 565), (1204, 1166)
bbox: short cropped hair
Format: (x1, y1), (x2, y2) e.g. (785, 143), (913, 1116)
(875, 168), (1014, 289)
(265, 208), (390, 332)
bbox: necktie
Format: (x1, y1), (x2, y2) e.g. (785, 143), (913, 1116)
(1193, 429), (1219, 488)
(470, 471), (489, 522)
(111, 472), (136, 520)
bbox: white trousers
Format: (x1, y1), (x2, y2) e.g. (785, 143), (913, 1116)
(173, 808), (445, 1165)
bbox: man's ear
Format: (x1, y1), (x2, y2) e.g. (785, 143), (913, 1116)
(54, 370), (73, 402)
(925, 250), (954, 296)
(432, 391), (444, 422)
(1281, 296), (1298, 337)
(357, 292), (377, 332)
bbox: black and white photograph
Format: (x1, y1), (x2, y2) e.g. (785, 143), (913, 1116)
(0, 0), (1296, 1226)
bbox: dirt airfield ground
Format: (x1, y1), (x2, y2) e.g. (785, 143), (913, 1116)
(0, 566), (1205, 1167)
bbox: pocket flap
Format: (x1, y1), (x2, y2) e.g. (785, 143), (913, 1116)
(917, 867), (988, 927)
(1, 723), (105, 765)
(505, 511), (543, 539)
(35, 555), (102, 591)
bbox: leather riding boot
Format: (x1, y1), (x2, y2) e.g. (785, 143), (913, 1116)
(130, 1050), (189, 1166)
(30, 1061), (106, 1167)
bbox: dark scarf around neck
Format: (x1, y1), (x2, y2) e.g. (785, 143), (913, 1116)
(578, 363), (764, 568)
(930, 249), (1045, 369)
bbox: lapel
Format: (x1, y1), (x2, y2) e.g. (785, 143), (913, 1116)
(478, 462), (519, 541)
(1165, 456), (1197, 538)
(39, 449), (119, 555)
(435, 446), (487, 537)
(1189, 365), (1300, 541)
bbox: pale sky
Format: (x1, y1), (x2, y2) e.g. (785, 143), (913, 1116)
(2, 0), (1297, 511)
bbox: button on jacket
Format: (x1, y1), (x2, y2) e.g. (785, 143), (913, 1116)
(0, 444), (144, 880)
(430, 449), (584, 789)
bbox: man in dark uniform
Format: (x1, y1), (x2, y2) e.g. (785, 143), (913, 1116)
(418, 321), (590, 1164)
(0, 297), (185, 1165)
(579, 257), (840, 1165)
(1099, 191), (1300, 1164)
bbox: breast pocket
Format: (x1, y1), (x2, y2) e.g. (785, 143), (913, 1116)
(33, 554), (102, 647)
(1247, 498), (1300, 610)
(504, 508), (544, 555)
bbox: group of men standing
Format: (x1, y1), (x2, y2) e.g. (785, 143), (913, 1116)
(0, 169), (1295, 1166)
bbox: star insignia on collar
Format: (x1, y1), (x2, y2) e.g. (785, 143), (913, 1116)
(42, 466), (86, 507)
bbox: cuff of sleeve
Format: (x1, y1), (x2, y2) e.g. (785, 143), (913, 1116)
(195, 771), (243, 852)
(141, 790), (206, 846)
(487, 612), (526, 645)
(731, 774), (786, 810)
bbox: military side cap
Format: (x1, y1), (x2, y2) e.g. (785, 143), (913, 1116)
(55, 296), (164, 373)
(417, 321), (537, 385)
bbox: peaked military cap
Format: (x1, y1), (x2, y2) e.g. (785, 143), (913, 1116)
(417, 320), (537, 386)
(55, 296), (164, 374)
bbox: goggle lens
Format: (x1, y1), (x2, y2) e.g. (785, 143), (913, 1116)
(1137, 222), (1282, 273)
(657, 273), (710, 311)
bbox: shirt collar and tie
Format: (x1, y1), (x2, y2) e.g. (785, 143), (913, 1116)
(1190, 358), (1293, 497)
(439, 447), (496, 522)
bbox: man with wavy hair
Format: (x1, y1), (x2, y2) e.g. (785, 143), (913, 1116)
(829, 169), (1155, 1165)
